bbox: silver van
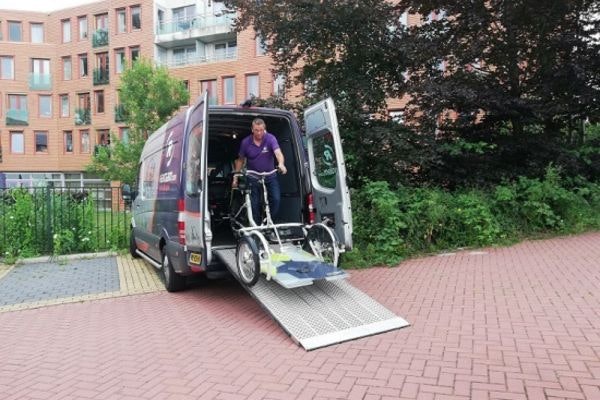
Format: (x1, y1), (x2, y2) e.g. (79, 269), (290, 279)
(125, 94), (352, 291)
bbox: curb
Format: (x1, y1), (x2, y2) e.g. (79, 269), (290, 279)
(3, 251), (119, 266)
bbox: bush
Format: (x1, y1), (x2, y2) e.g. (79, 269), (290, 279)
(344, 169), (600, 268)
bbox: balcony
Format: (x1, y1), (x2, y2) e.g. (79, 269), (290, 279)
(93, 68), (109, 85)
(75, 108), (91, 125)
(92, 29), (109, 47)
(6, 109), (29, 126)
(155, 13), (235, 48)
(114, 104), (128, 123)
(29, 73), (52, 90)
(159, 49), (237, 68)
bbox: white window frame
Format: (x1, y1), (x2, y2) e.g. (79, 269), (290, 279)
(30, 23), (44, 43)
(223, 76), (235, 104)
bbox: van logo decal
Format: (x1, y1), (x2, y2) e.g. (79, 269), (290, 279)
(165, 131), (175, 167)
(323, 144), (334, 166)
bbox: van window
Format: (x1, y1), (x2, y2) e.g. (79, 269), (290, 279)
(313, 131), (337, 189)
(140, 154), (159, 200)
(185, 122), (203, 195)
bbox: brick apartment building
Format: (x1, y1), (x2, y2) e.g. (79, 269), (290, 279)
(0, 0), (418, 189)
(0, 0), (296, 188)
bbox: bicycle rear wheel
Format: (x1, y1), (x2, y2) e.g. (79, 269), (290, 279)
(303, 223), (340, 267)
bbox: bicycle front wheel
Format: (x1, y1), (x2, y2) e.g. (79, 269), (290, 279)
(236, 236), (260, 286)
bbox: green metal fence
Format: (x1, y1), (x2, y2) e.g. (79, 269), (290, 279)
(0, 185), (131, 259)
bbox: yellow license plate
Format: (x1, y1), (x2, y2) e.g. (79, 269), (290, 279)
(189, 253), (202, 264)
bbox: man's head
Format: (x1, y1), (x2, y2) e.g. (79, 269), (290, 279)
(251, 118), (266, 141)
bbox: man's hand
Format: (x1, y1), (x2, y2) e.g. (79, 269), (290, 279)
(232, 175), (239, 188)
(278, 164), (287, 175)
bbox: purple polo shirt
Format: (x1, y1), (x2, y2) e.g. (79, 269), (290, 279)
(239, 132), (280, 172)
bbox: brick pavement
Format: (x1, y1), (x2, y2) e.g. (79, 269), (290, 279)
(0, 232), (599, 399)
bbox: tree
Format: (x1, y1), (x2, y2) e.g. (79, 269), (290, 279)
(86, 59), (189, 184)
(397, 0), (600, 139)
(226, 0), (407, 121)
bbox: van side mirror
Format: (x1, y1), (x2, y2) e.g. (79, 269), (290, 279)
(121, 184), (136, 204)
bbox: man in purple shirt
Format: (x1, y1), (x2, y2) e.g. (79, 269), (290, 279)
(233, 118), (287, 223)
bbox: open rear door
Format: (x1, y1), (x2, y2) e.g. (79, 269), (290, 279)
(183, 92), (211, 266)
(304, 98), (353, 250)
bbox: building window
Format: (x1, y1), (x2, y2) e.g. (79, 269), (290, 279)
(201, 79), (217, 105)
(223, 76), (235, 104)
(11, 131), (24, 154)
(115, 48), (125, 73)
(131, 6), (141, 30)
(35, 131), (48, 153)
(246, 74), (259, 99)
(130, 46), (140, 63)
(95, 90), (105, 114)
(98, 129), (110, 146)
(120, 127), (130, 144)
(64, 131), (73, 153)
(215, 41), (237, 60)
(8, 94), (27, 111)
(389, 110), (404, 124)
(60, 94), (69, 117)
(63, 57), (72, 80)
(80, 130), (90, 153)
(173, 46), (195, 66)
(116, 8), (127, 33)
(8, 21), (22, 42)
(62, 19), (71, 43)
(95, 13), (108, 30)
(39, 95), (52, 118)
(78, 16), (88, 40)
(30, 23), (44, 43)
(1, 56), (14, 79)
(255, 34), (267, 56)
(273, 73), (285, 97)
(79, 53), (88, 77)
(78, 92), (90, 109)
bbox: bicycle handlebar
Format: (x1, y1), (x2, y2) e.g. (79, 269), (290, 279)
(242, 169), (278, 178)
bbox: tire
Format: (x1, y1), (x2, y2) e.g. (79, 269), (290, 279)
(303, 224), (340, 267)
(162, 248), (186, 292)
(129, 230), (140, 259)
(236, 236), (260, 287)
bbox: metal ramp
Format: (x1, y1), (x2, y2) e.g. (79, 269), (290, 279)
(214, 248), (410, 350)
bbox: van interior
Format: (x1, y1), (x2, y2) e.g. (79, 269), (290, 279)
(206, 111), (305, 247)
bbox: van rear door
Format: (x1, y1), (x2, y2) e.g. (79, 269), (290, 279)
(183, 93), (211, 266)
(304, 98), (353, 250)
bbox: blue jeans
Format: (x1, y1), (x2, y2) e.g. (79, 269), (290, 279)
(248, 175), (280, 223)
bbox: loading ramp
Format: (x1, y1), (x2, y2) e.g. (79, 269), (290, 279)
(214, 248), (410, 350)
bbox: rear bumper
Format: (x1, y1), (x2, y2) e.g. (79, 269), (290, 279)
(166, 241), (227, 276)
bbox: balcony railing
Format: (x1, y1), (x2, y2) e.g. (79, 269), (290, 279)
(75, 108), (91, 125)
(114, 104), (128, 123)
(93, 68), (109, 85)
(29, 73), (52, 90)
(156, 13), (234, 35)
(159, 49), (237, 68)
(6, 109), (29, 126)
(92, 29), (109, 47)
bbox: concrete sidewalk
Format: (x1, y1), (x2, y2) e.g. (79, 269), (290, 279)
(0, 232), (599, 399)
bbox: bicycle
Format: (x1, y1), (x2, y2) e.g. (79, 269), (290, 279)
(229, 169), (342, 287)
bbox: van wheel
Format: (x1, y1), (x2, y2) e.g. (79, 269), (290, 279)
(162, 249), (186, 292)
(129, 230), (140, 259)
(236, 236), (260, 287)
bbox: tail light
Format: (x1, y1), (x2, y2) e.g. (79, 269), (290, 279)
(307, 192), (316, 224)
(177, 199), (186, 245)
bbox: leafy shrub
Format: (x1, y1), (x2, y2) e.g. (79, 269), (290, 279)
(344, 168), (600, 268)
